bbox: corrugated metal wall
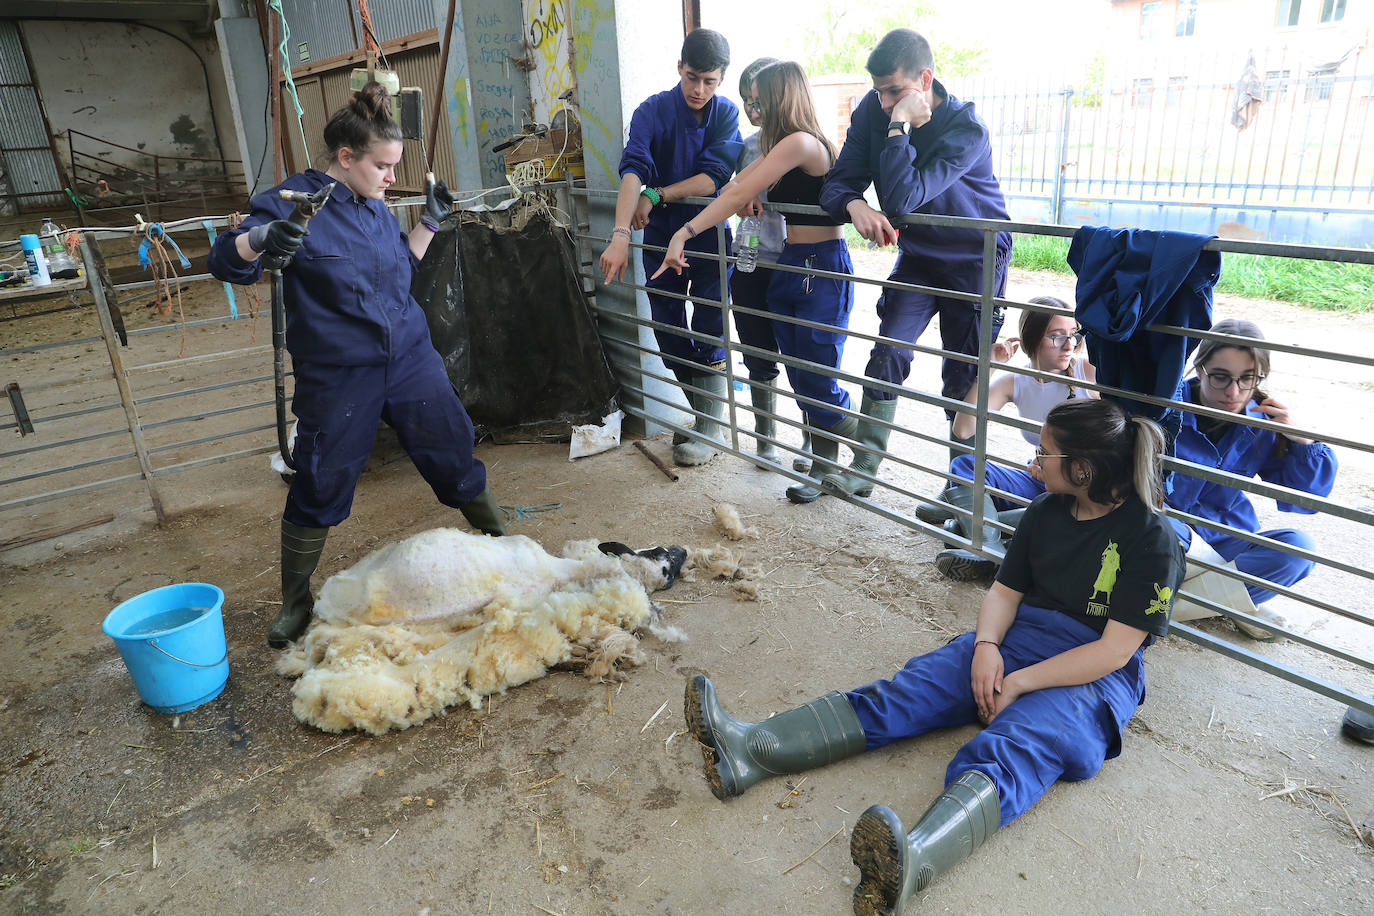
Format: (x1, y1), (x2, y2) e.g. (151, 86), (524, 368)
(361, 0), (437, 43)
(0, 20), (65, 211)
(280, 0), (356, 64)
(280, 42), (453, 194)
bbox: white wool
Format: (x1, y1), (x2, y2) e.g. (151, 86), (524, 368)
(713, 504), (758, 541)
(278, 529), (666, 735)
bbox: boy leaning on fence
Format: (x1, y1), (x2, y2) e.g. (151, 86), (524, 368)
(597, 28), (744, 468)
(818, 28), (1014, 502)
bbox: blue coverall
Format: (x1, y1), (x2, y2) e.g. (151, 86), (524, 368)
(820, 82), (1012, 411)
(1168, 381), (1337, 603)
(618, 87), (743, 382)
(208, 171), (486, 528)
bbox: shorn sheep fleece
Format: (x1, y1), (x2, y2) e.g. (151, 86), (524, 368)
(276, 529), (685, 734)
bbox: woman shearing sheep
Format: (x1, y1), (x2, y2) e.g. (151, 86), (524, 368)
(209, 82), (505, 649)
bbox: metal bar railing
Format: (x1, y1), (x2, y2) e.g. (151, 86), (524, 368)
(568, 182), (1372, 716)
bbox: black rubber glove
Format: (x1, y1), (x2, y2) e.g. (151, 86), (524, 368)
(422, 178), (454, 231)
(247, 219), (306, 260)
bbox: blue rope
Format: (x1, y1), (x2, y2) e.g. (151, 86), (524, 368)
(138, 223), (191, 270)
(268, 0), (312, 169)
(498, 503), (563, 522)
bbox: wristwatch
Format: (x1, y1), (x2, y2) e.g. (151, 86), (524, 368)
(887, 120), (909, 135)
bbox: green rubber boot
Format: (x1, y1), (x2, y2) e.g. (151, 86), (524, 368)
(684, 675), (867, 800)
(459, 487), (507, 536)
(851, 770), (1001, 916)
(787, 414), (858, 504)
(750, 384), (780, 463)
(673, 372), (727, 467)
(269, 521), (329, 648)
(793, 427), (814, 473)
(948, 425), (975, 467)
(821, 395), (898, 498)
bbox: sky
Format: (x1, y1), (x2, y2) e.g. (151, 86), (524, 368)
(699, 0), (1111, 94)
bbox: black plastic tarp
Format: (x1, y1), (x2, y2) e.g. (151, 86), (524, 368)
(411, 203), (619, 443)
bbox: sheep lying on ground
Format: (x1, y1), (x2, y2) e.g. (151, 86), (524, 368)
(277, 530), (687, 734)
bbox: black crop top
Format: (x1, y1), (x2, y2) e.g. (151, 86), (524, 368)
(769, 167), (843, 226)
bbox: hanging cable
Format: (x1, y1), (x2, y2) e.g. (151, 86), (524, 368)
(267, 0), (311, 168)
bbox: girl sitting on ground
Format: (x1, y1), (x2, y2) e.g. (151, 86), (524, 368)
(926, 298), (1097, 581)
(1165, 317), (1336, 642)
(685, 398), (1184, 915)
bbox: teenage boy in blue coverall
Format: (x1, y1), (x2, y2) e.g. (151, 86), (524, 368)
(818, 29), (1013, 501)
(598, 29), (743, 468)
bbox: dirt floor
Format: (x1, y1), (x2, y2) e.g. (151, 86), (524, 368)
(2, 246), (1372, 914)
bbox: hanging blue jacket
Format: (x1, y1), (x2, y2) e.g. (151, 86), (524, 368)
(1069, 226), (1219, 444)
(618, 87), (743, 249)
(208, 170), (431, 367)
(819, 80), (1012, 286)
(1169, 378), (1338, 539)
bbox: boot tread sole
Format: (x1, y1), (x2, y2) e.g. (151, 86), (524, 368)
(851, 806), (906, 916)
(683, 677), (735, 799)
(935, 551), (998, 582)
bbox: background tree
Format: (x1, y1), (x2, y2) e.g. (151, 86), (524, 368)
(790, 0), (989, 78)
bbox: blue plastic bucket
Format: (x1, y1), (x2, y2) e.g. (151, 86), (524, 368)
(101, 583), (229, 713)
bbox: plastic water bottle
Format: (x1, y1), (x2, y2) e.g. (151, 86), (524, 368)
(41, 219), (63, 256)
(736, 215), (761, 273)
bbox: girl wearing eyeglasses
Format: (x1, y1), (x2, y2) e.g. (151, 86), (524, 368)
(925, 298), (1098, 580)
(1166, 317), (1337, 641)
(655, 60), (855, 505)
(684, 398), (1183, 912)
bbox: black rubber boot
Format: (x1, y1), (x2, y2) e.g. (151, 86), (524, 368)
(1342, 705), (1374, 744)
(684, 675), (866, 800)
(822, 394), (898, 498)
(750, 384), (780, 462)
(270, 521), (329, 648)
(915, 486), (958, 525)
(674, 372), (728, 467)
(851, 770), (1001, 916)
(934, 487), (1004, 581)
(787, 414), (858, 504)
(459, 488), (507, 536)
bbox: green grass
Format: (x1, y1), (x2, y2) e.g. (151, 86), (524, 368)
(67, 837), (96, 856)
(1008, 233), (1374, 313)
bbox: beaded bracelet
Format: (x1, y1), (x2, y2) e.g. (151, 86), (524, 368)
(640, 186), (662, 207)
(612, 226), (632, 240)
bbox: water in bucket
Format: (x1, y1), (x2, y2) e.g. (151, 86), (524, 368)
(102, 583), (228, 714)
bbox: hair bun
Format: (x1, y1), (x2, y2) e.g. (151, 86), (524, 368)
(351, 80), (393, 122)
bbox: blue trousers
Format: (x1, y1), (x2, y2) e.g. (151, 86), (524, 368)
(1173, 523), (1316, 604)
(845, 604), (1145, 827)
(642, 237), (727, 382)
(285, 343), (487, 528)
(949, 454), (1045, 511)
(864, 252), (1009, 414)
(767, 239), (854, 429)
(728, 264), (781, 381)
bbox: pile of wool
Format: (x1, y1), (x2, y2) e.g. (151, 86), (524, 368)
(277, 529), (683, 734)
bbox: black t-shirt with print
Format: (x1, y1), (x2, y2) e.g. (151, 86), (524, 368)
(996, 492), (1185, 644)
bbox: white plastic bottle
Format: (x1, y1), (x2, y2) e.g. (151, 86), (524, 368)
(735, 215), (761, 273)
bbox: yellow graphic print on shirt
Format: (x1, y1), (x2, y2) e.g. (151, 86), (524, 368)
(1145, 583), (1173, 615)
(1086, 540), (1120, 617)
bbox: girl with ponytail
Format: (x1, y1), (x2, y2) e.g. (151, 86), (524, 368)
(684, 396), (1185, 911)
(209, 82), (505, 650)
